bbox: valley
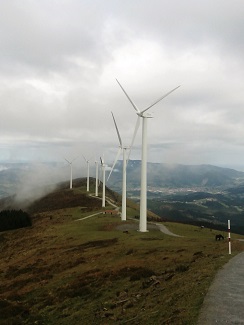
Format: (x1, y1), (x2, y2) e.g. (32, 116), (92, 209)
(109, 162), (244, 235)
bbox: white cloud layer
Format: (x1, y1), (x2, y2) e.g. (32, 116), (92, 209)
(1, 0), (244, 170)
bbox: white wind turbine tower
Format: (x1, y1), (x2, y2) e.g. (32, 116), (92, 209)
(83, 156), (90, 192)
(64, 157), (78, 189)
(116, 79), (180, 232)
(107, 112), (128, 221)
(95, 160), (98, 197)
(100, 156), (106, 207)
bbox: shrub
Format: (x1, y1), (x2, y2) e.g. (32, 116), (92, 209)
(0, 209), (32, 231)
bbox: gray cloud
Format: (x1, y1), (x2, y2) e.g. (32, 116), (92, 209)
(0, 0), (244, 171)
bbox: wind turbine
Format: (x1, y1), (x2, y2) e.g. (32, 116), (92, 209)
(64, 157), (78, 189)
(100, 156), (106, 207)
(107, 112), (128, 221)
(95, 160), (98, 197)
(83, 156), (90, 192)
(116, 79), (180, 232)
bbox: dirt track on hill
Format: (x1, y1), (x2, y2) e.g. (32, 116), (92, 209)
(154, 223), (183, 237)
(116, 221), (182, 237)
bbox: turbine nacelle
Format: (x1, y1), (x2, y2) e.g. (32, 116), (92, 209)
(137, 112), (153, 118)
(118, 144), (130, 150)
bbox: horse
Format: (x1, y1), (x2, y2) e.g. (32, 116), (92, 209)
(215, 234), (224, 241)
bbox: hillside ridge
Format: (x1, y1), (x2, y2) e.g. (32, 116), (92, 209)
(0, 178), (244, 324)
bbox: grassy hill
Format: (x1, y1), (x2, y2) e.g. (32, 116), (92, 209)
(0, 179), (244, 324)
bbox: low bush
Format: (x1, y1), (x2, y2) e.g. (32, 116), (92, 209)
(0, 209), (32, 231)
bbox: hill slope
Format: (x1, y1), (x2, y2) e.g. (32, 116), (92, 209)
(0, 180), (244, 324)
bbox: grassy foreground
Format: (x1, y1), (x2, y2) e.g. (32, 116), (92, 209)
(0, 185), (244, 324)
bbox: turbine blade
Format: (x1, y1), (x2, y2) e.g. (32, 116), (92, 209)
(64, 158), (71, 164)
(127, 116), (140, 163)
(111, 112), (122, 147)
(116, 78), (140, 113)
(98, 165), (101, 185)
(141, 85), (181, 114)
(107, 148), (121, 181)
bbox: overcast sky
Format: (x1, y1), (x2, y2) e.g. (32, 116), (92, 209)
(1, 0), (244, 170)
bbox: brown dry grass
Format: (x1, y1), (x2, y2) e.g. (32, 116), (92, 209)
(0, 184), (243, 325)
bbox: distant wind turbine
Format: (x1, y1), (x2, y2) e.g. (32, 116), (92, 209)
(64, 157), (78, 189)
(116, 79), (180, 232)
(83, 156), (90, 192)
(95, 160), (98, 197)
(100, 156), (106, 207)
(107, 112), (129, 221)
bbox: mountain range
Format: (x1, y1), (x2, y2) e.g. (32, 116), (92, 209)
(107, 161), (244, 234)
(1, 161), (244, 234)
(2, 160), (244, 199)
(108, 160), (244, 192)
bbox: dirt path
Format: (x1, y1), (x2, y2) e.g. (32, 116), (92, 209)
(76, 195), (120, 222)
(76, 212), (101, 221)
(89, 194), (119, 209)
(197, 251), (244, 324)
(154, 223), (183, 237)
(117, 219), (182, 237)
(83, 195), (182, 237)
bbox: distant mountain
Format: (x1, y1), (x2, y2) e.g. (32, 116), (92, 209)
(2, 161), (244, 199)
(108, 161), (244, 192)
(1, 161), (244, 234)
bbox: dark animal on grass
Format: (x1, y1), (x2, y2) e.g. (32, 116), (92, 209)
(215, 234), (224, 241)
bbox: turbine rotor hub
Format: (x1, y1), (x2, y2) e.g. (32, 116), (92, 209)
(137, 112), (153, 118)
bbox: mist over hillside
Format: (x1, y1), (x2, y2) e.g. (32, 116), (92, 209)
(0, 161), (84, 201)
